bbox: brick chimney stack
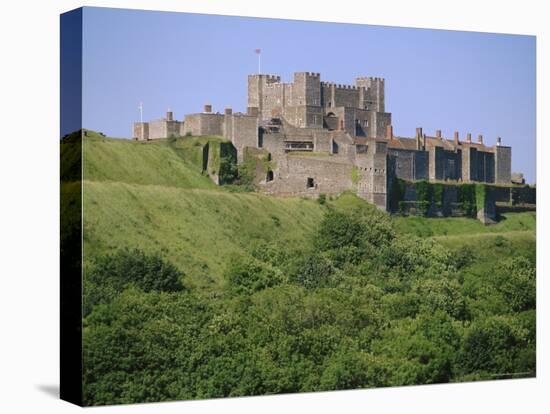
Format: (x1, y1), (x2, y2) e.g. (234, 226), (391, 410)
(497, 136), (502, 146)
(415, 127), (423, 150)
(478, 134), (483, 144)
(166, 110), (173, 121)
(467, 133), (472, 143)
(386, 125), (393, 140)
(436, 129), (442, 139)
(453, 131), (459, 145)
(224, 107), (233, 115)
(204, 104), (212, 113)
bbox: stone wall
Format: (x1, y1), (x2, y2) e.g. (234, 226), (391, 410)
(133, 122), (149, 140)
(511, 186), (536, 205)
(183, 113), (224, 136)
(148, 119), (168, 139)
(373, 112), (392, 138)
(263, 155), (353, 197)
(356, 141), (388, 210)
(394, 181), (497, 222)
(356, 77), (385, 112)
(388, 149), (429, 181)
(332, 85), (360, 108)
(495, 146), (512, 184)
(227, 114), (259, 162)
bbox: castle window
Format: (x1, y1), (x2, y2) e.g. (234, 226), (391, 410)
(266, 170), (274, 182)
(364, 120), (368, 127)
(306, 177), (315, 189)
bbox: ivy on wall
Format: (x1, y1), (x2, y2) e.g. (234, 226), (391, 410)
(389, 178), (491, 218)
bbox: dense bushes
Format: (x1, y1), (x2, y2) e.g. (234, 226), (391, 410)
(84, 249), (184, 316)
(82, 208), (536, 405)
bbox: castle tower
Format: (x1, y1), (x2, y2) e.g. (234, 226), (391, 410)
(247, 74), (281, 119)
(356, 140), (388, 210)
(355, 77), (385, 112)
(494, 143), (512, 184)
(290, 72), (322, 128)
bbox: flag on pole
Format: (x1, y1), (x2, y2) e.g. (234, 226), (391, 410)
(255, 49), (261, 74)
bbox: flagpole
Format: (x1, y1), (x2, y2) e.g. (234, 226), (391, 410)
(255, 48), (261, 74)
(139, 102), (143, 123)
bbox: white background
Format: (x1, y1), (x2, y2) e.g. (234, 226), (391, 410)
(0, 0), (547, 412)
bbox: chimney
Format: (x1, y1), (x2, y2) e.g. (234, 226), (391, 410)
(422, 133), (427, 150)
(497, 136), (502, 146)
(224, 107), (233, 115)
(453, 131), (459, 145)
(466, 133), (472, 143)
(478, 134), (483, 144)
(204, 104), (212, 113)
(415, 127), (423, 150)
(386, 125), (393, 140)
(166, 110), (173, 121)
(436, 129), (442, 139)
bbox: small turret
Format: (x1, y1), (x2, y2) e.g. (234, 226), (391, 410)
(386, 125), (393, 140)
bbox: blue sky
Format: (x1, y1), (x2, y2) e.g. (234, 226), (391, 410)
(80, 7), (536, 183)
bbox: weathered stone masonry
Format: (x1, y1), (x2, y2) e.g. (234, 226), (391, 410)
(133, 71), (528, 219)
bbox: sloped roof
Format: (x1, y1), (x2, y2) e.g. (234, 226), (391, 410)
(353, 134), (497, 152)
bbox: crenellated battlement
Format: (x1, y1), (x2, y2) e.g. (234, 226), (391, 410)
(248, 71), (387, 128)
(356, 76), (385, 82)
(133, 70), (516, 210)
(248, 73), (281, 82)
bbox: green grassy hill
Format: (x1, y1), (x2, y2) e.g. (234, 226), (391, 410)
(82, 133), (218, 190)
(80, 133), (325, 291)
(76, 132), (536, 405)
(79, 132), (535, 292)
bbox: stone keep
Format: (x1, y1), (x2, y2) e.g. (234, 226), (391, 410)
(132, 71), (515, 212)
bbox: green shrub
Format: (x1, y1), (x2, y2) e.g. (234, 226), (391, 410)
(84, 249), (184, 315)
(492, 257), (536, 312)
(225, 255), (282, 295)
(288, 252), (335, 288)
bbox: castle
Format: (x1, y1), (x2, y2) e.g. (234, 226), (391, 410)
(133, 72), (514, 212)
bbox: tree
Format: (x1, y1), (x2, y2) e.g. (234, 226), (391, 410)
(84, 249), (184, 315)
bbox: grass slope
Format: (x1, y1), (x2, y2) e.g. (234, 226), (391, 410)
(81, 133), (536, 292)
(83, 181), (324, 290)
(393, 212), (536, 237)
(83, 133), (217, 190)
(82, 134), (325, 290)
